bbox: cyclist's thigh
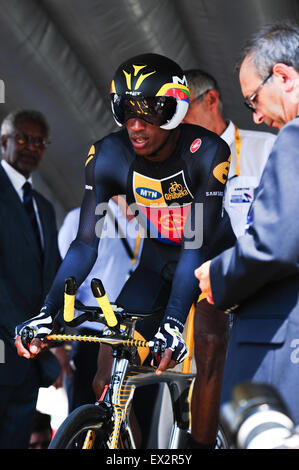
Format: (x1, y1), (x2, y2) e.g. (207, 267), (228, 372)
(116, 238), (176, 314)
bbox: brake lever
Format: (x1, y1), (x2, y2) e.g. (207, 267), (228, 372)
(150, 339), (166, 368)
(21, 326), (36, 351)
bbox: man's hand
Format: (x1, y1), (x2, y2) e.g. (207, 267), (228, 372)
(148, 318), (188, 375)
(194, 260), (214, 304)
(14, 308), (54, 359)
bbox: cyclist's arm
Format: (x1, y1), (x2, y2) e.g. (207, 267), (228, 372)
(15, 137), (128, 356)
(152, 137), (234, 373)
(154, 137), (234, 372)
(41, 144), (117, 317)
(164, 137), (234, 326)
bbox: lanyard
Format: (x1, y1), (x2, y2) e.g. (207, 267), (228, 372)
(131, 231), (142, 266)
(234, 125), (241, 176)
(107, 206), (142, 266)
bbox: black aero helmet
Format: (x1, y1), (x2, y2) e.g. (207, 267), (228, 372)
(110, 53), (190, 130)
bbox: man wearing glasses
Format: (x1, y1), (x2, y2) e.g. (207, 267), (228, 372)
(182, 69), (276, 448)
(195, 22), (299, 425)
(0, 109), (61, 448)
(184, 69), (276, 238)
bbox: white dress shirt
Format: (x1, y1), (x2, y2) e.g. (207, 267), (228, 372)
(221, 121), (276, 237)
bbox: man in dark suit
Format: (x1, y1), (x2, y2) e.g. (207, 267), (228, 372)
(195, 22), (299, 425)
(0, 109), (61, 448)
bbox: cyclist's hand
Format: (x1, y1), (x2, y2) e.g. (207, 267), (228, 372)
(14, 308), (54, 359)
(155, 348), (177, 375)
(148, 317), (188, 375)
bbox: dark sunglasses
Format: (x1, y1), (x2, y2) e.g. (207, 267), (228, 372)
(8, 133), (50, 149)
(113, 95), (177, 126)
(244, 72), (273, 112)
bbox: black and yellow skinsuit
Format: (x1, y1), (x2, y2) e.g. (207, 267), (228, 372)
(43, 122), (234, 340)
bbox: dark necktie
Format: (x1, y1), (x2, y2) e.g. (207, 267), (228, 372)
(22, 181), (43, 257)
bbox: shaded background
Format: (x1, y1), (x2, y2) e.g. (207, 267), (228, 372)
(0, 0), (298, 224)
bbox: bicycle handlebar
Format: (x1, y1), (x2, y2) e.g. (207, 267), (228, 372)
(63, 277), (161, 328)
(64, 277), (77, 322)
(62, 276), (121, 333)
(90, 279), (118, 328)
(46, 332), (148, 348)
(20, 276), (159, 349)
(21, 326), (37, 350)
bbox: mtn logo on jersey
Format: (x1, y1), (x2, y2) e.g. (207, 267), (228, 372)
(190, 138), (202, 154)
(136, 187), (162, 200)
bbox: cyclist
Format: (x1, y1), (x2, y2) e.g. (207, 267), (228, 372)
(15, 53), (234, 448)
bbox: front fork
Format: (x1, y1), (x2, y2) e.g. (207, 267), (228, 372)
(108, 355), (137, 449)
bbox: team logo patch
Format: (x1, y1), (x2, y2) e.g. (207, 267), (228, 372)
(134, 171), (193, 207)
(230, 192), (253, 204)
(85, 145), (95, 167)
(213, 161), (230, 184)
(190, 138), (202, 153)
(133, 171), (193, 244)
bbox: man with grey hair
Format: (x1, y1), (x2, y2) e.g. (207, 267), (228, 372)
(184, 69), (276, 237)
(195, 22), (299, 425)
(0, 109), (61, 448)
(183, 68), (276, 448)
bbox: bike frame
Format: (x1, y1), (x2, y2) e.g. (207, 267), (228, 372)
(99, 347), (195, 449)
(48, 317), (195, 449)
(46, 277), (196, 449)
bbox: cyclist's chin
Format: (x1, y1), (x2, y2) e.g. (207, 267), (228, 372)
(132, 143), (157, 158)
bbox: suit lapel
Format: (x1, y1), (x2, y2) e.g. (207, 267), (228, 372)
(0, 166), (42, 265)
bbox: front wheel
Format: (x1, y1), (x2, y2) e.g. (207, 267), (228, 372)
(49, 404), (124, 449)
(215, 424), (230, 449)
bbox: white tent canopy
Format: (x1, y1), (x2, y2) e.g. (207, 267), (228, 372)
(0, 0), (298, 223)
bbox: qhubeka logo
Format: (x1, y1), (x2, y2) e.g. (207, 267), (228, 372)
(133, 170), (193, 244)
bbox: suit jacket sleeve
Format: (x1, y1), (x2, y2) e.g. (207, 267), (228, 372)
(210, 118), (299, 310)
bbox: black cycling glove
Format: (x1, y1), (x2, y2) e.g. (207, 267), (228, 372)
(15, 305), (54, 343)
(149, 316), (188, 365)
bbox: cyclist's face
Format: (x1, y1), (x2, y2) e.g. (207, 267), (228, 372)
(125, 118), (171, 160)
(1, 118), (47, 178)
